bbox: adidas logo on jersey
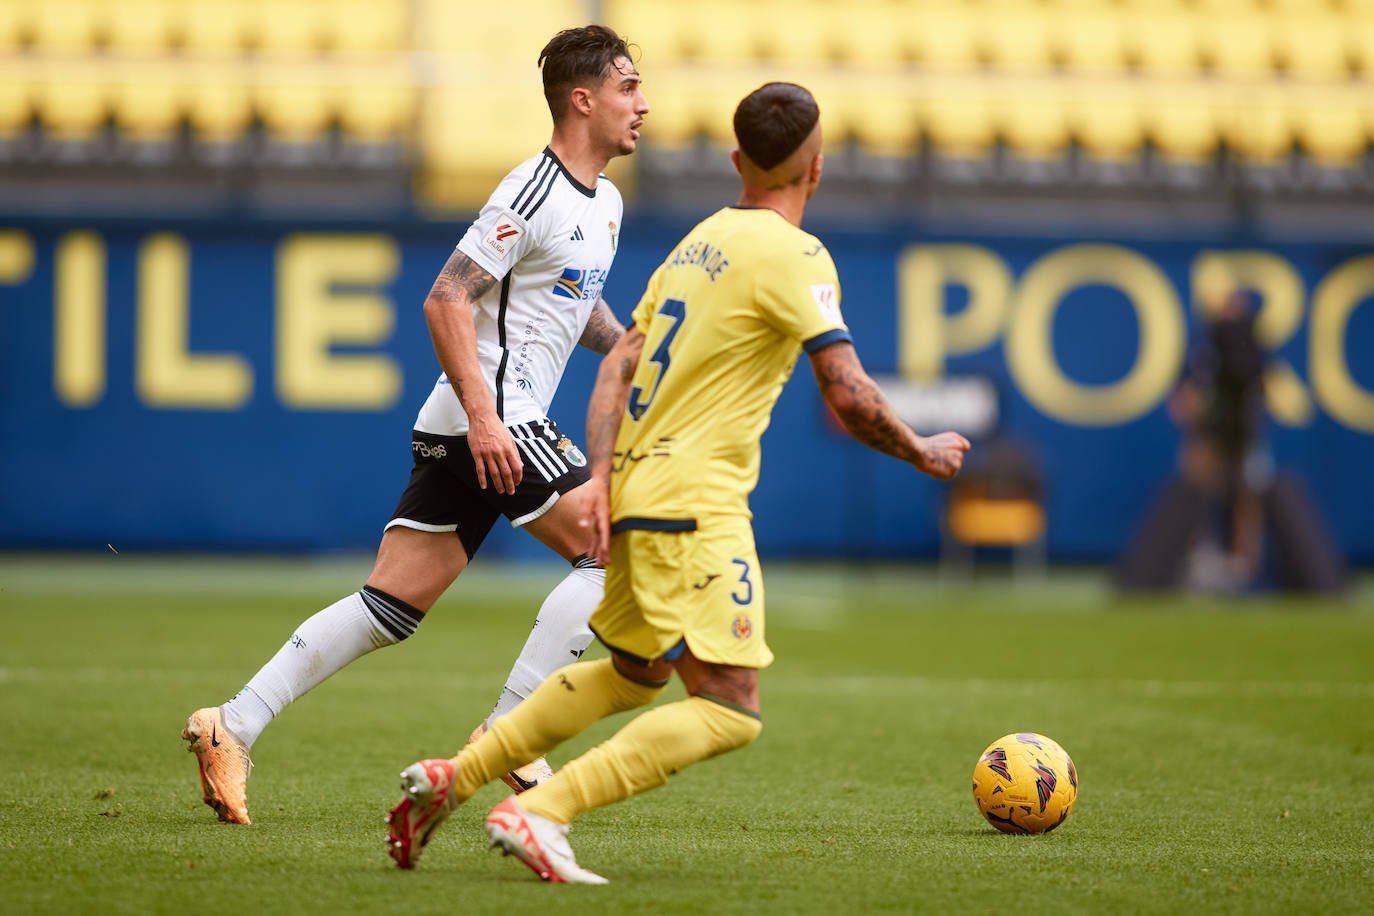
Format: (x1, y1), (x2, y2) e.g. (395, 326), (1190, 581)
(569, 226), (584, 241)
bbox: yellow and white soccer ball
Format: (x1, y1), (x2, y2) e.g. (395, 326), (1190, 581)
(971, 732), (1078, 834)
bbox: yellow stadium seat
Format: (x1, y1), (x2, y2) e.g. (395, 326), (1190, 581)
(1144, 90), (1219, 161)
(1071, 92), (1147, 161)
(329, 0), (408, 54)
(980, 1), (1055, 74)
(681, 0), (766, 63)
(1127, 4), (1202, 75)
(35, 63), (109, 139)
(911, 2), (980, 71)
(254, 67), (335, 141)
(821, 77), (921, 156)
(1293, 98), (1367, 166)
(922, 91), (997, 157)
(1052, 0), (1130, 74)
(257, 0), (327, 54)
(337, 63), (417, 142)
(604, 0), (690, 65)
(1345, 12), (1374, 75)
(946, 495), (1046, 546)
(107, 0), (181, 52)
(420, 84), (550, 210)
(1198, 2), (1275, 77)
(638, 68), (767, 148)
(187, 63), (253, 141)
(998, 87), (1070, 159)
(763, 1), (836, 64)
(835, 1), (915, 66)
(1271, 12), (1348, 79)
(627, 73), (699, 147)
(942, 490), (1048, 580)
(0, 1), (25, 51)
(421, 0), (583, 60)
(1223, 94), (1292, 162)
(0, 66), (32, 136)
(182, 0), (257, 53)
(1270, 0), (1335, 11)
(112, 62), (185, 140)
(31, 0), (102, 51)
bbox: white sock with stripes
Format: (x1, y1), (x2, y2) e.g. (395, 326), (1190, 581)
(221, 587), (423, 747)
(488, 558), (604, 721)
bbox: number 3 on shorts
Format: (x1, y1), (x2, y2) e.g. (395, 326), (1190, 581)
(731, 558), (753, 606)
(628, 297), (686, 421)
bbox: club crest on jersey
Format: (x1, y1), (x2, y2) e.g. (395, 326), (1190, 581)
(732, 614), (753, 640)
(608, 220), (619, 252)
(556, 436), (587, 467)
(553, 268), (586, 300)
(481, 220), (523, 260)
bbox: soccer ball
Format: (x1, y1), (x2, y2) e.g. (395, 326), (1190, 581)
(971, 732), (1078, 834)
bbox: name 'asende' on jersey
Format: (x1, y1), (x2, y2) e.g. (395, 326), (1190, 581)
(611, 206), (851, 530)
(414, 147), (624, 436)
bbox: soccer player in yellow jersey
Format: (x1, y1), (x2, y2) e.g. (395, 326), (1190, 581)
(384, 82), (971, 883)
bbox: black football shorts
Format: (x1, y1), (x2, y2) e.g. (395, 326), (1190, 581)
(386, 418), (591, 560)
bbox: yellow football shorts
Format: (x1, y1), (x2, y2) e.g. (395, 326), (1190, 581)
(590, 517), (774, 669)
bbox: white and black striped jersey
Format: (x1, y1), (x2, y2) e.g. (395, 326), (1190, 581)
(414, 147), (624, 436)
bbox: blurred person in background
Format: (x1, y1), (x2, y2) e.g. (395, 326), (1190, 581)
(180, 24), (650, 826)
(1171, 289), (1271, 589)
(1116, 290), (1346, 595)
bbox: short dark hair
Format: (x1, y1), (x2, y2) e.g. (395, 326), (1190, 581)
(538, 25), (633, 121)
(733, 83), (820, 170)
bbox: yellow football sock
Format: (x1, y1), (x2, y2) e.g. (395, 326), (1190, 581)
(450, 657), (664, 800)
(518, 695), (763, 824)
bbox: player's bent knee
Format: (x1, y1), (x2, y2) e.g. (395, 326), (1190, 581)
(695, 695), (763, 757)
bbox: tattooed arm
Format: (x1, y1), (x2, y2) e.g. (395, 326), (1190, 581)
(579, 297), (626, 355)
(423, 249), (522, 493)
(808, 341), (970, 480)
(584, 327), (646, 564)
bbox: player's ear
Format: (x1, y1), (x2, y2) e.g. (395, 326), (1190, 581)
(730, 148), (743, 177)
(569, 86), (594, 118)
(811, 152), (824, 186)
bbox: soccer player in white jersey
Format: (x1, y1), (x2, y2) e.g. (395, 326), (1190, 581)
(180, 25), (649, 825)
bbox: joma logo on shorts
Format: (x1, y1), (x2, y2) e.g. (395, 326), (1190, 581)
(412, 442), (448, 459)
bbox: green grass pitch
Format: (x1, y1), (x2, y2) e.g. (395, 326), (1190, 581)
(2, 555), (1371, 915)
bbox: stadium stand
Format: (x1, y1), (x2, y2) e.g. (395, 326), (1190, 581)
(0, 0), (1371, 212)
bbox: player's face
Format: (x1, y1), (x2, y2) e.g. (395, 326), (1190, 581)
(591, 56), (648, 157)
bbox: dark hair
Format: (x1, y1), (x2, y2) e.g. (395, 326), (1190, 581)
(538, 25), (633, 121)
(733, 82), (820, 170)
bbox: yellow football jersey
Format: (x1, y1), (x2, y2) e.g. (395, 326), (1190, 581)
(611, 206), (850, 531)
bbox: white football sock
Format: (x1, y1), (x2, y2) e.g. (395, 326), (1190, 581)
(221, 587), (423, 747)
(488, 562), (604, 722)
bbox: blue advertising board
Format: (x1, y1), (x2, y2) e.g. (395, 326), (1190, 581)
(1, 218), (1370, 562)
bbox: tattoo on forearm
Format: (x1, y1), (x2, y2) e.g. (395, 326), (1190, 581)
(427, 252), (497, 408)
(815, 350), (916, 461)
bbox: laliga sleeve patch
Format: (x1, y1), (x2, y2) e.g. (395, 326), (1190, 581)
(810, 283), (842, 324)
(480, 219), (524, 261)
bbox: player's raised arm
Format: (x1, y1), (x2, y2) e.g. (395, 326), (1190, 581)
(579, 297), (626, 355)
(583, 326), (646, 563)
(808, 340), (970, 480)
(423, 249), (522, 493)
